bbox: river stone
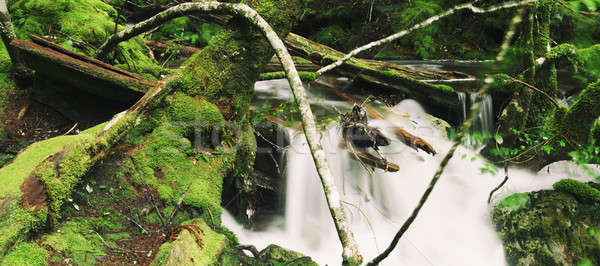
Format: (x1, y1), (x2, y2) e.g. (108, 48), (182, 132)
(492, 187), (600, 265)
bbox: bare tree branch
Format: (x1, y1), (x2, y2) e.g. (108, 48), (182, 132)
(316, 0), (537, 77)
(95, 2), (363, 263)
(368, 8), (527, 265)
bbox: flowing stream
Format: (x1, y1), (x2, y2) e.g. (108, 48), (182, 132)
(222, 71), (596, 265)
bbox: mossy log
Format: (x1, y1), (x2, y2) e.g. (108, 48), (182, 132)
(10, 35), (154, 102)
(284, 33), (469, 111)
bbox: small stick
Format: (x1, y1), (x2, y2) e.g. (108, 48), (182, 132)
(62, 123), (79, 136)
(488, 163), (509, 204)
(165, 184), (191, 227)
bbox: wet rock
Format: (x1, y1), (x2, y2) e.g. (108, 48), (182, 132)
(492, 182), (600, 265)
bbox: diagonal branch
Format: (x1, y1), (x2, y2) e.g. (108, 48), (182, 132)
(316, 0), (536, 77)
(368, 7), (528, 265)
(95, 2), (362, 264)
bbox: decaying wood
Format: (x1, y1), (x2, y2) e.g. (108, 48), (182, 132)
(284, 33), (467, 111)
(394, 127), (436, 155)
(341, 105), (401, 173)
(352, 151), (400, 172)
(10, 35), (155, 102)
(145, 40), (203, 58)
(95, 2), (363, 263)
(264, 56), (320, 73)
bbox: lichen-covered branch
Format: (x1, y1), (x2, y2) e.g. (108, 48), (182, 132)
(96, 2), (362, 263)
(368, 8), (526, 265)
(316, 0), (537, 77)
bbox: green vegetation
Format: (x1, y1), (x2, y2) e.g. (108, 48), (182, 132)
(553, 179), (600, 204)
(162, 219), (227, 265)
(10, 0), (165, 79)
(497, 193), (530, 213)
(1, 242), (49, 266)
(42, 217), (122, 266)
(0, 41), (12, 116)
(493, 190), (600, 265)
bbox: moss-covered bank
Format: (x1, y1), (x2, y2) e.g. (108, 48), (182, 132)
(492, 180), (600, 265)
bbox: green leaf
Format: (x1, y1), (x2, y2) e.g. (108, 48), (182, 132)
(541, 145), (553, 155)
(494, 134), (504, 144)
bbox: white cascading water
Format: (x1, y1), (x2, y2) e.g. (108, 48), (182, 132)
(471, 93), (494, 134)
(223, 79), (597, 265)
(457, 91), (467, 122)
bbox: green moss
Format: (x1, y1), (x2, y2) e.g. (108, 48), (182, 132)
(561, 80), (600, 144)
(576, 44), (600, 81)
(122, 97), (233, 224)
(553, 179), (600, 204)
(260, 244), (317, 265)
(498, 193), (530, 213)
(0, 123), (103, 200)
(0, 41), (12, 116)
(42, 217), (118, 266)
(0, 203), (48, 257)
(10, 0), (164, 78)
(259, 71), (317, 82)
(150, 242), (174, 266)
(1, 242), (49, 266)
(163, 219), (227, 265)
(578, 258), (594, 266)
(547, 43), (577, 60)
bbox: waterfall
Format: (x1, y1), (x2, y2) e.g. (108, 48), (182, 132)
(471, 93), (494, 134)
(457, 91), (467, 122)
(222, 80), (596, 265)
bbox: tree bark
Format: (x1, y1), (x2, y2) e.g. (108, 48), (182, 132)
(0, 0), (23, 70)
(94, 2), (363, 263)
(10, 35), (154, 102)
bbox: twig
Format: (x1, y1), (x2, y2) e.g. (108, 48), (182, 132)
(121, 212), (149, 235)
(342, 200), (379, 253)
(237, 245), (261, 259)
(62, 123), (79, 136)
(488, 163), (509, 204)
(165, 183), (191, 227)
(316, 0), (536, 77)
(90, 230), (146, 253)
(510, 77), (560, 108)
(147, 190), (165, 227)
(368, 7), (527, 265)
(95, 2), (363, 263)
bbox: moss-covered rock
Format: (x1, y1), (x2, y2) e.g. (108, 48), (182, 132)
(492, 186), (600, 265)
(164, 219), (227, 265)
(553, 179), (600, 204)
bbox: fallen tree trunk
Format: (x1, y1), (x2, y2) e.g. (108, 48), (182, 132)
(0, 73), (175, 257)
(10, 35), (154, 103)
(284, 33), (468, 112)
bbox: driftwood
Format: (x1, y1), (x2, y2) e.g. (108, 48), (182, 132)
(10, 36), (154, 102)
